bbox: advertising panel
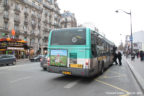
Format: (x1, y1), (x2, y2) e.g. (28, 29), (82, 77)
(50, 50), (67, 67)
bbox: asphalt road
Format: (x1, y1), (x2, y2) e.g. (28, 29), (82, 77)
(0, 59), (143, 96)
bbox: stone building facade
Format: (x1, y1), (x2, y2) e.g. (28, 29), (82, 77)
(61, 11), (77, 28)
(0, 0), (61, 56)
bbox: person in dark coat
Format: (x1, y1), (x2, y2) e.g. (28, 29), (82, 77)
(140, 51), (143, 61)
(113, 52), (118, 65)
(131, 52), (135, 60)
(117, 51), (122, 65)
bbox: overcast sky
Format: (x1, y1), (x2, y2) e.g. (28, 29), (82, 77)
(57, 0), (144, 46)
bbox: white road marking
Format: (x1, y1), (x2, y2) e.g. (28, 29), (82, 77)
(10, 76), (32, 83)
(64, 80), (80, 89)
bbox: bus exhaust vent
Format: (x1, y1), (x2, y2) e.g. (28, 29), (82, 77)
(70, 53), (77, 64)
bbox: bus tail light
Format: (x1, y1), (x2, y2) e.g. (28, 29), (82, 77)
(85, 59), (90, 69)
(48, 57), (50, 66)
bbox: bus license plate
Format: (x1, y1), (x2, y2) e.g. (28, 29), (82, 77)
(70, 64), (83, 68)
(62, 71), (71, 75)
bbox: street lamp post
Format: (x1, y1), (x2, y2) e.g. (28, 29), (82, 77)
(115, 9), (133, 60)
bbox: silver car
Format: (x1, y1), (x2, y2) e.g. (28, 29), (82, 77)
(40, 55), (48, 70)
(0, 54), (16, 66)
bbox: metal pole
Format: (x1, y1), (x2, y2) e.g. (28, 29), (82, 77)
(129, 10), (133, 60)
(115, 9), (133, 60)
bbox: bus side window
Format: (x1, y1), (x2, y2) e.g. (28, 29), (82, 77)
(91, 44), (97, 57)
(96, 37), (103, 56)
(91, 34), (97, 57)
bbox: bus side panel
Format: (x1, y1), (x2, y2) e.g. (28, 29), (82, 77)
(90, 56), (100, 75)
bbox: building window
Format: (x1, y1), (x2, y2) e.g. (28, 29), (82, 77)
(14, 25), (19, 32)
(23, 25), (27, 31)
(15, 35), (19, 39)
(15, 3), (20, 10)
(4, 11), (9, 15)
(4, 0), (8, 5)
(4, 22), (8, 30)
(24, 37), (27, 41)
(31, 39), (35, 44)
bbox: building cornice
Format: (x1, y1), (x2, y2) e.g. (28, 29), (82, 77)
(20, 0), (43, 11)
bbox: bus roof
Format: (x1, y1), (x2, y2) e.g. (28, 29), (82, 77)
(51, 27), (87, 31)
(50, 27), (115, 46)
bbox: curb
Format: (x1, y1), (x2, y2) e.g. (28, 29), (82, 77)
(125, 58), (144, 94)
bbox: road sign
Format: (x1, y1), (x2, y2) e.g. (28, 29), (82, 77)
(130, 36), (133, 41)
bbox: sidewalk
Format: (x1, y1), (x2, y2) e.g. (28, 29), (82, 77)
(125, 56), (144, 93)
(16, 58), (30, 64)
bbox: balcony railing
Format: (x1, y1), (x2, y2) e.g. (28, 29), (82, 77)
(24, 31), (28, 36)
(3, 14), (9, 22)
(43, 43), (48, 46)
(31, 21), (36, 28)
(31, 13), (36, 18)
(0, 27), (9, 33)
(24, 19), (28, 25)
(43, 27), (49, 32)
(43, 20), (48, 24)
(37, 15), (41, 22)
(24, 10), (28, 16)
(3, 1), (10, 10)
(35, 33), (41, 38)
(14, 17), (20, 24)
(14, 7), (21, 14)
(31, 20), (36, 25)
(38, 14), (41, 18)
(15, 29), (20, 34)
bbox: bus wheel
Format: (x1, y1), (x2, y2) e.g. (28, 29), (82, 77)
(43, 67), (47, 71)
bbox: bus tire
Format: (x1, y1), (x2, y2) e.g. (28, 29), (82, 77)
(43, 67), (47, 71)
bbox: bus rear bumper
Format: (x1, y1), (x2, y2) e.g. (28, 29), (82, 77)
(47, 66), (92, 77)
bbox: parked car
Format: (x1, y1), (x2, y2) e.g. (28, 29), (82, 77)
(40, 55), (48, 70)
(0, 54), (16, 66)
(30, 55), (44, 62)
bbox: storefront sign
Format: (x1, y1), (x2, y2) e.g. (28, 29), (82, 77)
(7, 47), (24, 50)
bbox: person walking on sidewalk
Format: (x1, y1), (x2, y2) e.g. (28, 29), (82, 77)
(140, 51), (143, 61)
(117, 51), (122, 66)
(136, 51), (139, 58)
(131, 51), (135, 61)
(113, 52), (118, 65)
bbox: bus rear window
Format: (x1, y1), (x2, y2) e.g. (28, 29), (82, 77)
(51, 28), (86, 45)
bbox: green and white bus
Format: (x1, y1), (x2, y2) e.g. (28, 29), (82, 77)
(47, 27), (115, 77)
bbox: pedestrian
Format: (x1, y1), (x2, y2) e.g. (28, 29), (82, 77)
(131, 52), (135, 61)
(113, 52), (118, 65)
(117, 51), (122, 66)
(140, 51), (143, 61)
(136, 51), (139, 58)
(143, 52), (144, 61)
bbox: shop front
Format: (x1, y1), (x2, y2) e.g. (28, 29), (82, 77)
(0, 38), (29, 59)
